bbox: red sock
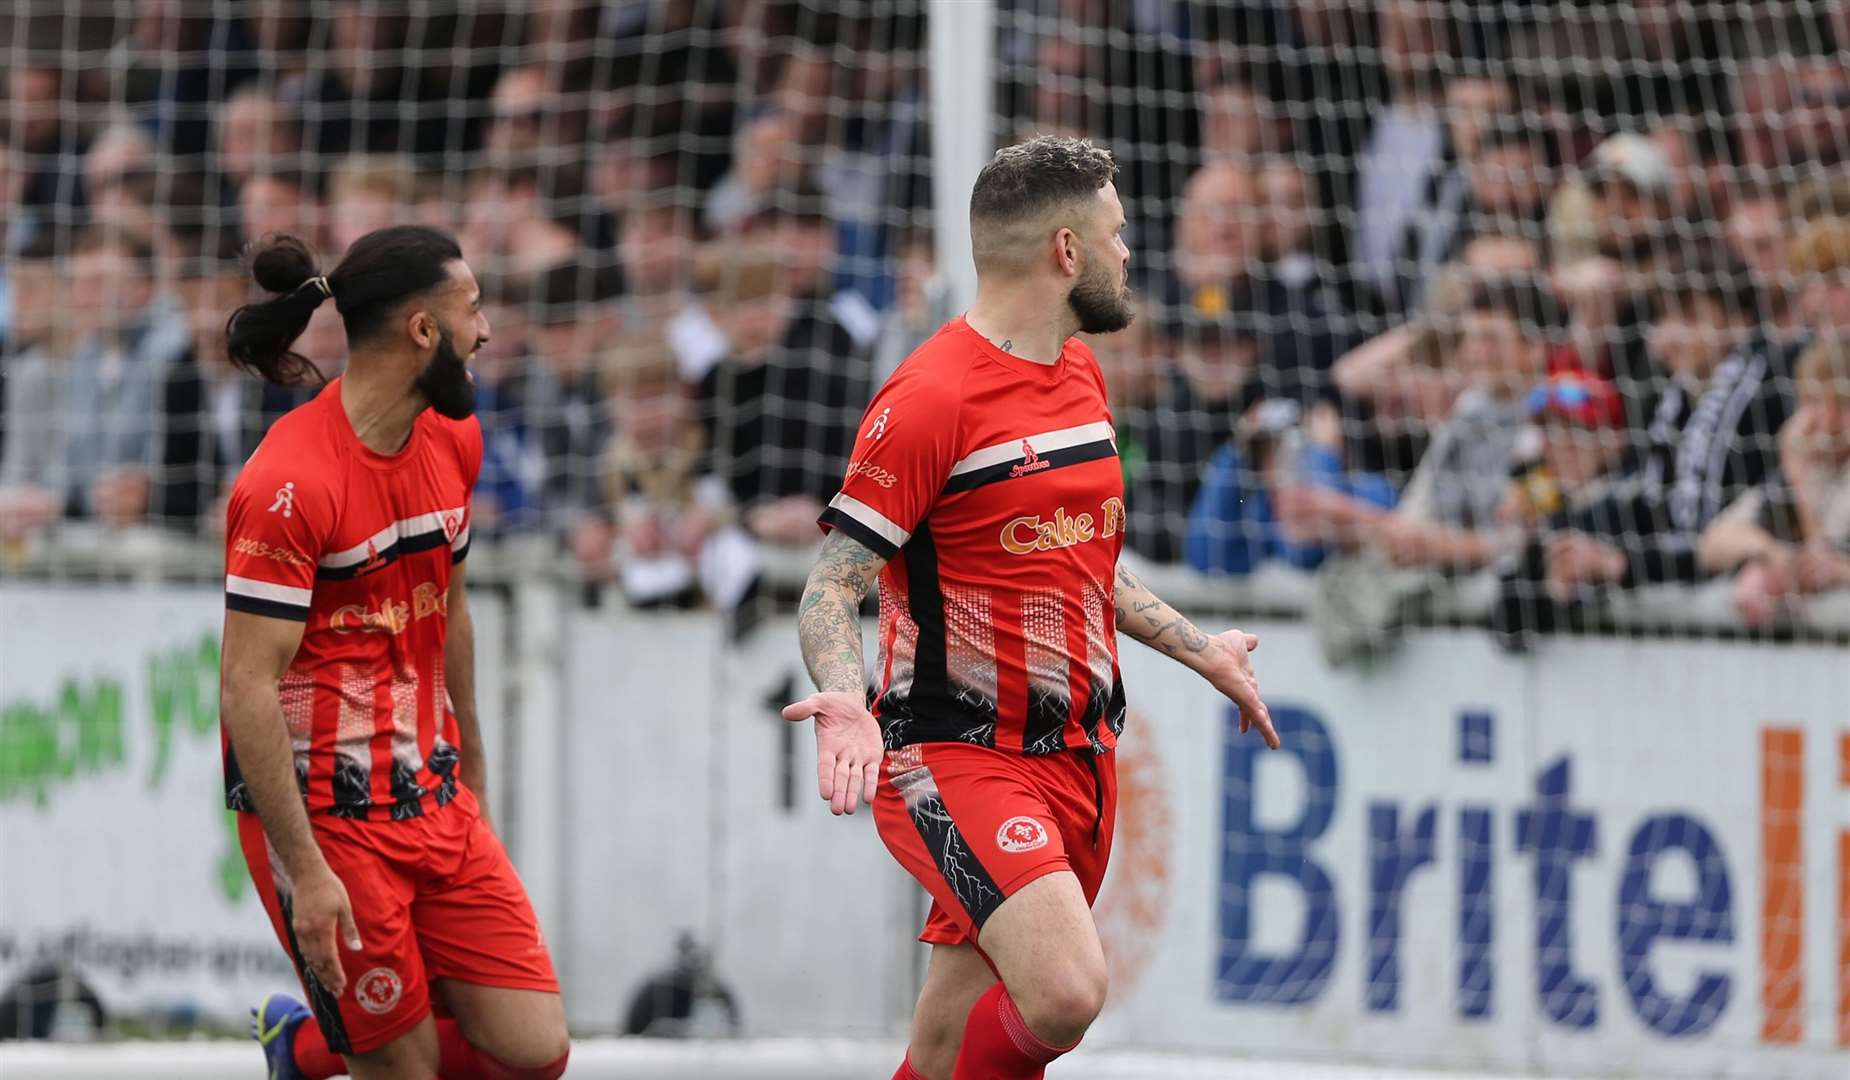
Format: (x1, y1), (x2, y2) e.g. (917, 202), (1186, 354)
(891, 1055), (927, 1080)
(289, 1018), (345, 1079)
(436, 1019), (568, 1080)
(950, 982), (1078, 1080)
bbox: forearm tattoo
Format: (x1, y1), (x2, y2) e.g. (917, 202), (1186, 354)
(797, 531), (883, 694)
(1113, 564), (1211, 660)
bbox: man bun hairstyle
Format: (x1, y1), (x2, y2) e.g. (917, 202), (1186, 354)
(226, 225), (464, 387)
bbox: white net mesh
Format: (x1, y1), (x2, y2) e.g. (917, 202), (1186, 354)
(0, 2), (1847, 1073)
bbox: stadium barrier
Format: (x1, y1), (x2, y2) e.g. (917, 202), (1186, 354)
(1, 578), (1845, 1078)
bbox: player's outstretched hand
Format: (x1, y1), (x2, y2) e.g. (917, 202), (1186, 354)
(292, 865), (362, 997)
(1201, 629), (1280, 750)
(782, 689), (883, 816)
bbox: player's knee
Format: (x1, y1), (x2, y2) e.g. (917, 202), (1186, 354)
(908, 1018), (962, 1079)
(1017, 962), (1108, 1048)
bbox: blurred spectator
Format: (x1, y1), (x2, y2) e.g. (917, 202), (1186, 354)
(1332, 262), (1484, 475)
(325, 155), (416, 256)
(1395, 116), (1553, 312)
(111, 0), (257, 159)
(1790, 217), (1850, 335)
(0, 234), (69, 538)
(1251, 156), (1355, 399)
(1488, 383), (1661, 646)
(483, 64), (593, 172)
(1441, 74), (1515, 168)
(1162, 160), (1261, 319)
(242, 2), (318, 86)
(20, 228), (188, 525)
(1198, 72), (1282, 164)
(872, 228), (949, 386)
(1360, 277), (1561, 572)
(593, 123), (687, 222)
(694, 245), (871, 546)
(87, 126), (186, 258)
(747, 195), (880, 349)
(1112, 312), (1260, 562)
(151, 228), (296, 532)
(1498, 374), (1632, 534)
(1724, 186), (1799, 338)
(239, 165), (322, 250)
(1198, 0), (1378, 294)
(1256, 157), (1314, 272)
(8, 63), (88, 217)
(1458, 231), (1541, 278)
(595, 336), (760, 609)
(1547, 255), (1646, 399)
(1534, 261), (1791, 600)
(527, 258), (625, 543)
(215, 86), (302, 189)
(1186, 398), (1397, 575)
(705, 45), (836, 232)
(704, 22), (920, 311)
(499, 164), (614, 272)
(461, 170), (522, 269)
(1698, 334), (1850, 626)
(469, 274), (543, 535)
(84, 122), (157, 211)
(293, 2), (501, 160)
(484, 65), (552, 168)
(1585, 132), (1679, 271)
(1351, 0), (1452, 308)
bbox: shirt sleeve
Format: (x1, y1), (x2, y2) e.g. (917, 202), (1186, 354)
(816, 363), (961, 560)
(222, 458), (333, 622)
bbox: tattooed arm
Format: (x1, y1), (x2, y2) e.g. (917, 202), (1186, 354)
(1113, 562), (1280, 748)
(1113, 562), (1214, 661)
(783, 530), (890, 814)
(796, 530), (886, 693)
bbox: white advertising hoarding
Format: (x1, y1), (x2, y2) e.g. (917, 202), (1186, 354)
(550, 612), (1848, 1077)
(0, 583), (507, 1029)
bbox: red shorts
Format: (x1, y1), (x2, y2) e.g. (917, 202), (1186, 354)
(239, 787), (558, 1055)
(873, 742), (1118, 947)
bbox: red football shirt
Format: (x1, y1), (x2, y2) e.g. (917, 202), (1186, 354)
(221, 381), (481, 820)
(819, 317), (1126, 755)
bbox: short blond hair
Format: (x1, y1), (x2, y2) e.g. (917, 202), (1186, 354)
(1788, 217), (1850, 276)
(600, 335), (681, 398)
(327, 155), (417, 206)
(1795, 332), (1850, 401)
(691, 242), (783, 305)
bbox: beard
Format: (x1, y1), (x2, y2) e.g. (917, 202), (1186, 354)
(1068, 256), (1135, 335)
(416, 328), (477, 420)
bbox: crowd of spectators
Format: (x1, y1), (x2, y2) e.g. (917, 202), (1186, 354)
(0, 1), (1846, 643)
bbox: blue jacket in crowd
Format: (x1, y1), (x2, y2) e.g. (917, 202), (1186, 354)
(1184, 444), (1398, 575)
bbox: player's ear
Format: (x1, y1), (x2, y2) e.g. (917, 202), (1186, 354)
(1055, 226), (1081, 277)
(408, 309), (435, 351)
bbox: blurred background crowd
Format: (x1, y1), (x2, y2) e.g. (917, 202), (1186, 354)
(0, 0), (1848, 647)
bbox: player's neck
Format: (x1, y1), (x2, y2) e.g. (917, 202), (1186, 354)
(964, 296), (1073, 366)
(339, 356), (427, 455)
